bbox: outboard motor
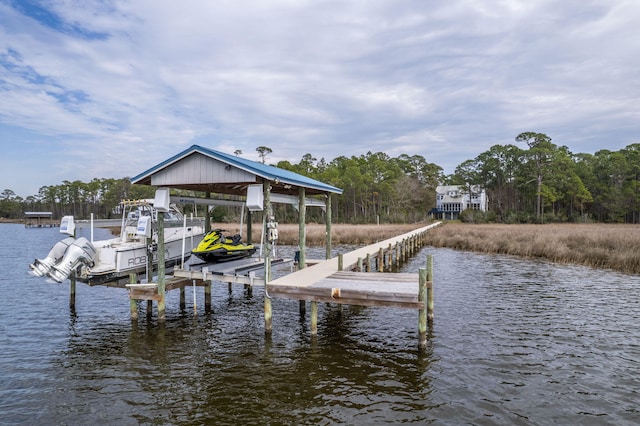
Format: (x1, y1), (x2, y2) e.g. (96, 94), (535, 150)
(29, 237), (76, 277)
(47, 237), (97, 283)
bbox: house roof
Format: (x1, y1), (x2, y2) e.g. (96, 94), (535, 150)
(130, 144), (343, 196)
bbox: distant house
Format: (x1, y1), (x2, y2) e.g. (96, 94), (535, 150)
(432, 185), (488, 220)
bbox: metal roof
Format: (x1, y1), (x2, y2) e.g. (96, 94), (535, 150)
(130, 145), (343, 196)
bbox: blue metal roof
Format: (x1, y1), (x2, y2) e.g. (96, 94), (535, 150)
(131, 144), (343, 195)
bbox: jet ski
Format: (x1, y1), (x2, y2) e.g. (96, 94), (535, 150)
(192, 229), (257, 263)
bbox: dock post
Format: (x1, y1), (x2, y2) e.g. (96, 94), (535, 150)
(427, 254), (434, 324)
(378, 247), (384, 272)
(157, 211), (166, 322)
(298, 187), (307, 316)
(338, 253), (343, 271)
(357, 257), (363, 272)
(145, 236), (153, 319)
(418, 267), (427, 348)
(365, 253), (371, 271)
(310, 301), (318, 335)
(395, 242), (400, 269)
(69, 271), (76, 311)
(129, 273), (138, 320)
(205, 281), (212, 313)
(180, 287), (186, 310)
(264, 179), (273, 334)
(325, 194), (332, 260)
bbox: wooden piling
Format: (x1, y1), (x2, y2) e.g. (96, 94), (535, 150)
(325, 195), (332, 260)
(157, 211), (166, 322)
(418, 267), (427, 348)
(69, 271), (76, 310)
(298, 187), (307, 316)
(310, 301), (318, 335)
(427, 254), (434, 324)
(264, 180), (273, 334)
(179, 287), (186, 310)
(378, 247), (384, 272)
(205, 282), (212, 313)
(129, 273), (138, 320)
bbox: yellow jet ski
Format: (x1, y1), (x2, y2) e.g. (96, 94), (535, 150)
(192, 229), (257, 263)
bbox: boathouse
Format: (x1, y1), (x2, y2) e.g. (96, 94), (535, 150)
(129, 145), (436, 345)
(131, 144), (342, 258)
(24, 211), (56, 228)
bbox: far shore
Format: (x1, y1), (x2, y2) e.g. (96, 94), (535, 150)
(215, 221), (640, 275)
(7, 218), (638, 274)
(422, 222), (640, 275)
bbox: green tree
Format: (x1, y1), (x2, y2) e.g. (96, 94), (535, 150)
(256, 146), (272, 164)
(515, 132), (555, 222)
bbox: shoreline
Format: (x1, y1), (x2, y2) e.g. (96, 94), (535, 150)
(8, 219), (638, 274)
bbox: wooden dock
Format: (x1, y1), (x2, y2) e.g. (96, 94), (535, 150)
(266, 222), (440, 346)
(126, 257), (294, 318)
(124, 221), (440, 346)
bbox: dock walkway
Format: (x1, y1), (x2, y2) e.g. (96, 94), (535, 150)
(267, 222), (440, 308)
(265, 223), (439, 346)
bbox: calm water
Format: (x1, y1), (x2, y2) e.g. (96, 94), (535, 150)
(1, 223), (639, 425)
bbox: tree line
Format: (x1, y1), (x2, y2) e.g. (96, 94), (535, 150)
(2, 134), (639, 224)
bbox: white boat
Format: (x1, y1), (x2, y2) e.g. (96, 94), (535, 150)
(29, 199), (206, 286)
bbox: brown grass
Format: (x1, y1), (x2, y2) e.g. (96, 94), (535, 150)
(423, 223), (640, 274)
(210, 222), (426, 246)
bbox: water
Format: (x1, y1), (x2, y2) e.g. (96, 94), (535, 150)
(1, 223), (639, 425)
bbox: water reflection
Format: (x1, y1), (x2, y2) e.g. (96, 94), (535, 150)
(2, 224), (640, 424)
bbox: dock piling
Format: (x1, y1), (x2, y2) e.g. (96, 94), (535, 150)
(129, 273), (138, 320)
(427, 254), (434, 324)
(310, 301), (318, 335)
(418, 268), (427, 348)
(157, 211), (166, 322)
(69, 271), (76, 311)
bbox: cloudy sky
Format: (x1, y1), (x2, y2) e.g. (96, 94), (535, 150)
(1, 0), (638, 198)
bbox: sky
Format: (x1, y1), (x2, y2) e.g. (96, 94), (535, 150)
(1, 0), (639, 198)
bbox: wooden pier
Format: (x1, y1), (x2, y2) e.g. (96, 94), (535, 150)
(124, 222), (439, 346)
(126, 257), (294, 319)
(266, 222), (440, 347)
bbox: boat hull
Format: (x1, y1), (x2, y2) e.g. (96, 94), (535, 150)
(82, 231), (204, 286)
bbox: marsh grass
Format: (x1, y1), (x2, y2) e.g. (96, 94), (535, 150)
(423, 223), (640, 274)
(210, 222), (423, 246)
(212, 221), (640, 274)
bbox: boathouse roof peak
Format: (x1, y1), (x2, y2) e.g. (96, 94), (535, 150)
(131, 144), (343, 196)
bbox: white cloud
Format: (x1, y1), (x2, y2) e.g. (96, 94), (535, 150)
(0, 0), (639, 197)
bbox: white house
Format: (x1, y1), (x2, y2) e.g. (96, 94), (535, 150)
(433, 185), (488, 220)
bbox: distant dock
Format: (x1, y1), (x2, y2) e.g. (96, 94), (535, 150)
(24, 212), (58, 228)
